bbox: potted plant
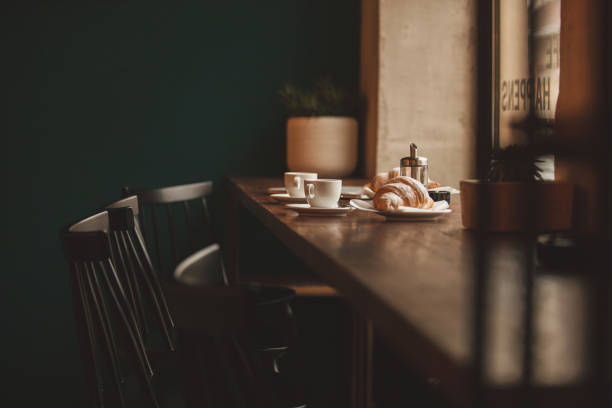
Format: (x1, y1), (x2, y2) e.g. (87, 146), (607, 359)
(460, 144), (574, 232)
(279, 78), (358, 178)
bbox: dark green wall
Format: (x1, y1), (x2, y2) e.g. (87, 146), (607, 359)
(2, 1), (359, 405)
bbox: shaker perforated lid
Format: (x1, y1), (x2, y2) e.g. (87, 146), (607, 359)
(400, 143), (428, 166)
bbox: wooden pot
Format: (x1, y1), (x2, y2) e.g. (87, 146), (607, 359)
(286, 116), (358, 178)
(460, 180), (574, 232)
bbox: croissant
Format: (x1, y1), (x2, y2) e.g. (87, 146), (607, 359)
(373, 176), (434, 212)
(370, 167), (401, 192)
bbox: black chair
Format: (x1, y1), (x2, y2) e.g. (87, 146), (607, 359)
(174, 246), (306, 408)
(121, 181), (215, 281)
(61, 211), (159, 408)
(105, 198), (260, 406)
(165, 255), (264, 407)
(62, 207), (269, 407)
(105, 196), (175, 351)
(119, 182), (305, 406)
(173, 243), (226, 287)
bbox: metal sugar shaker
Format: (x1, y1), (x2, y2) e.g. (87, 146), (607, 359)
(400, 143), (429, 186)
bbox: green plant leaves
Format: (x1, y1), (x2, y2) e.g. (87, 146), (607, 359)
(278, 77), (357, 117)
(487, 144), (544, 182)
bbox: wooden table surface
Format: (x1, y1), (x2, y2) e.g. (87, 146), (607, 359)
(225, 176), (593, 407)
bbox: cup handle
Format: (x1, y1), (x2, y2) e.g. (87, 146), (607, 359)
(307, 183), (315, 200)
(293, 176), (301, 191)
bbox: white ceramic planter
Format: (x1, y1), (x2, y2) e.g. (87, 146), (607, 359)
(286, 116), (358, 178)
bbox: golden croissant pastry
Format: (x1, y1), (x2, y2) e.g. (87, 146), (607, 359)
(370, 167), (401, 192)
(373, 176), (434, 212)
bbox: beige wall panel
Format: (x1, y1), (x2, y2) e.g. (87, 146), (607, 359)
(377, 0), (477, 187)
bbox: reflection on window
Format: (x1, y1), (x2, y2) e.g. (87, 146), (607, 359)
(497, 0), (560, 179)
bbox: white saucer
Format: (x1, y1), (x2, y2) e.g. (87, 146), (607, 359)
(267, 187), (287, 194)
(268, 185), (370, 199)
(270, 193), (307, 203)
(342, 194), (371, 200)
(349, 199), (451, 221)
(340, 185), (371, 200)
(284, 203), (353, 216)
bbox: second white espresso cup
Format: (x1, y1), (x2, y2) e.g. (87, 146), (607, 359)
(304, 179), (342, 208)
(284, 172), (318, 197)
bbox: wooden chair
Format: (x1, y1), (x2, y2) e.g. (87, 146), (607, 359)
(174, 246), (306, 408)
(63, 209), (274, 406)
(61, 211), (159, 408)
(173, 242), (226, 287)
(105, 196), (175, 351)
(163, 280), (262, 407)
(118, 182), (305, 406)
(121, 181), (215, 281)
(106, 195), (304, 406)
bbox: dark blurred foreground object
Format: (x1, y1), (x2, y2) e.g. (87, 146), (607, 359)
(536, 233), (609, 272)
(536, 234), (579, 270)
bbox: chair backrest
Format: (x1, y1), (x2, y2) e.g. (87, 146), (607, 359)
(61, 211), (159, 408)
(105, 196), (175, 351)
(174, 243), (227, 287)
(122, 181), (214, 280)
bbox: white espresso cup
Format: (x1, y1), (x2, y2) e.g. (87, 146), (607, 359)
(304, 179), (342, 208)
(284, 172), (318, 198)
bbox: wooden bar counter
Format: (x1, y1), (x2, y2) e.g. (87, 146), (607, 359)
(225, 177), (594, 408)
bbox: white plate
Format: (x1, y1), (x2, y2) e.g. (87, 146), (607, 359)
(284, 203), (353, 216)
(342, 186), (363, 194)
(267, 187), (287, 194)
(362, 185), (459, 199)
(349, 199), (451, 221)
(270, 193), (307, 203)
(340, 185), (367, 199)
(343, 194), (371, 200)
(269, 187), (370, 200)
